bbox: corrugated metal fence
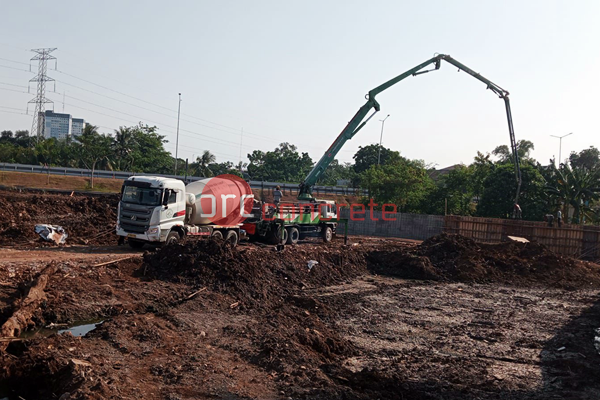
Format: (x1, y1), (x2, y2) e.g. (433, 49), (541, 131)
(444, 215), (600, 259)
(340, 208), (444, 241)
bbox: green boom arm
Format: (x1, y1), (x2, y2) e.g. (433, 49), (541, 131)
(298, 54), (522, 209)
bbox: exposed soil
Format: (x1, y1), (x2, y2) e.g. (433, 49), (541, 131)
(368, 233), (600, 289)
(1, 192), (600, 399)
(0, 190), (119, 247)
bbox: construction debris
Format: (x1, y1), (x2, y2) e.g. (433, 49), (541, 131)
(35, 224), (68, 244)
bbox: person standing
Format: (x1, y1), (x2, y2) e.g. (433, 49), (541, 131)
(273, 185), (282, 206)
(557, 209), (563, 228)
(514, 203), (522, 219)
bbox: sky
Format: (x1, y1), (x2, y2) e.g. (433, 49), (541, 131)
(0, 0), (599, 169)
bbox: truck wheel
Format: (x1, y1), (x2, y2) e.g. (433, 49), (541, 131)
(322, 226), (333, 243)
(286, 227), (299, 245)
(268, 226), (288, 245)
(128, 239), (145, 249)
(225, 230), (239, 247)
(211, 230), (224, 240)
(166, 231), (180, 246)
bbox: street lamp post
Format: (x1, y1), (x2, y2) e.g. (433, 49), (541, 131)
(377, 114), (390, 165)
(550, 132), (573, 166)
(174, 93), (182, 175)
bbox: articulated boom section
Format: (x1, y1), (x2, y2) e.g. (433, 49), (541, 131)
(298, 54), (522, 207)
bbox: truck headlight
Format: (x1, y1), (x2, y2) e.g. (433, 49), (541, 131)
(147, 227), (159, 234)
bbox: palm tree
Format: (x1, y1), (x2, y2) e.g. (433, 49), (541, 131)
(492, 140), (535, 164)
(112, 127), (136, 171)
(195, 150), (216, 177)
(545, 163), (600, 224)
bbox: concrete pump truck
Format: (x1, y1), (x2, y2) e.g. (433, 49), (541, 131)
(241, 53), (522, 244)
(116, 54), (522, 248)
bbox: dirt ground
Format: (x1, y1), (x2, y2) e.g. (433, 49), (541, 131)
(1, 190), (600, 400)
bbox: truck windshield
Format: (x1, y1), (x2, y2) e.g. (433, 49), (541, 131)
(121, 186), (163, 206)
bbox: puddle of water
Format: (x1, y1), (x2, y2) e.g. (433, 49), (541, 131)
(18, 319), (104, 339)
(59, 321), (103, 337)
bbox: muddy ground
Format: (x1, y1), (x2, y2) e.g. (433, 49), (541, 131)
(1, 190), (600, 399)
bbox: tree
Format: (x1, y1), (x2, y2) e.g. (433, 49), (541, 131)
(359, 158), (434, 212)
(470, 151), (494, 200)
(422, 165), (475, 215)
(1, 130), (13, 139)
(545, 163), (600, 224)
(569, 146), (600, 170)
(492, 139), (535, 164)
(111, 127), (137, 171)
(319, 160), (356, 186)
(208, 161), (243, 178)
(128, 124), (172, 173)
(353, 144), (402, 174)
(477, 163), (546, 220)
(194, 150), (217, 177)
(247, 142), (313, 182)
(76, 124), (112, 188)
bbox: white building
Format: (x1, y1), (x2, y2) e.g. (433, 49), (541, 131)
(71, 118), (85, 137)
(42, 111), (85, 140)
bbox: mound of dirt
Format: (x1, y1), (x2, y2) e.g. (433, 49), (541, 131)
(142, 240), (366, 376)
(0, 191), (118, 246)
(368, 233), (600, 288)
(142, 239), (367, 309)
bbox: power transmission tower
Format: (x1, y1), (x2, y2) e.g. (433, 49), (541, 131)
(28, 48), (57, 139)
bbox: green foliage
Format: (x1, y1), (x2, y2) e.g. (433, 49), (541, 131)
(545, 163), (600, 224)
(193, 150), (217, 177)
(359, 158), (434, 212)
(318, 160), (356, 186)
(569, 146), (600, 170)
(247, 142), (313, 182)
(492, 139), (535, 165)
(477, 163), (546, 220)
(421, 165), (475, 215)
(353, 144), (402, 174)
(128, 124), (172, 173)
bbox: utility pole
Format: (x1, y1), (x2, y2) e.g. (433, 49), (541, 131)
(28, 48), (57, 140)
(377, 114), (390, 165)
(550, 132), (573, 166)
(174, 93), (182, 175)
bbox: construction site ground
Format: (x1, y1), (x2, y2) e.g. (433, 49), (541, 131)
(1, 189), (600, 399)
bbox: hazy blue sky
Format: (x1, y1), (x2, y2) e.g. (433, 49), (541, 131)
(1, 0), (599, 168)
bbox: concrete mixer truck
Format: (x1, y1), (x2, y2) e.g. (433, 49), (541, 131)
(116, 175), (253, 248)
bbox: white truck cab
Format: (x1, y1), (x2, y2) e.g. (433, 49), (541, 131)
(116, 176), (187, 248)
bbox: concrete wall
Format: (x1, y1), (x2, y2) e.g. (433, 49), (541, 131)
(339, 208), (444, 241)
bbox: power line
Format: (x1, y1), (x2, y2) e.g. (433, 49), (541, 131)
(0, 64), (32, 73)
(0, 81), (28, 89)
(0, 104), (26, 111)
(0, 57), (30, 66)
(0, 109), (27, 115)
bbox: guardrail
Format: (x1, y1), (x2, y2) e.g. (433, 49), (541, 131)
(0, 162), (367, 197)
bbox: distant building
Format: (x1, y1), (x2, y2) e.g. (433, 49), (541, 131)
(71, 118), (85, 137)
(42, 111), (85, 140)
(428, 164), (461, 181)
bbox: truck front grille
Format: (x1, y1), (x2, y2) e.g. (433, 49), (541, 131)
(119, 203), (153, 234)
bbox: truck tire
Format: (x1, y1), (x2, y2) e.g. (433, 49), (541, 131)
(128, 239), (145, 249)
(211, 230), (224, 240)
(268, 226), (288, 245)
(286, 227), (299, 245)
(322, 226), (333, 243)
(166, 231), (180, 246)
(225, 230), (239, 247)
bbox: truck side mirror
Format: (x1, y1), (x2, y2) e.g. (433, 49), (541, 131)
(162, 189), (170, 206)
